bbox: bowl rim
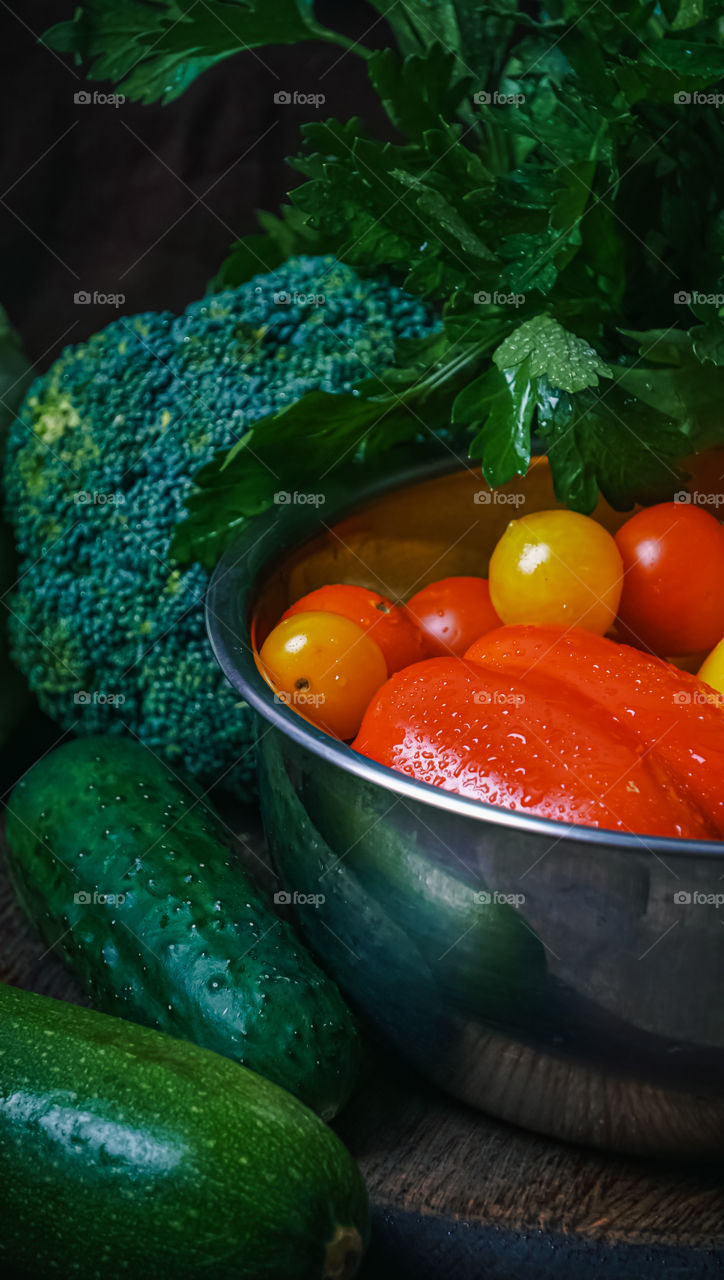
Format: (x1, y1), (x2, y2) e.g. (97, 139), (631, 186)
(206, 448), (724, 859)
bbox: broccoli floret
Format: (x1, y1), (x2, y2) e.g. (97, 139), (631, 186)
(4, 256), (438, 792)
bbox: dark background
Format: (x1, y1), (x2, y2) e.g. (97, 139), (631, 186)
(0, 0), (402, 806)
(0, 0), (393, 367)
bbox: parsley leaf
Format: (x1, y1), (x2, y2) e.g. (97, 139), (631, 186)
(46, 0), (352, 104)
(367, 45), (473, 139)
(492, 316), (611, 393)
(210, 209), (326, 290)
(172, 385), (449, 570)
(537, 381), (690, 514)
(462, 362), (535, 487)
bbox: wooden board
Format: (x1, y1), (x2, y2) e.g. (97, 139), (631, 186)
(1, 787), (723, 1279)
(340, 1067), (724, 1278)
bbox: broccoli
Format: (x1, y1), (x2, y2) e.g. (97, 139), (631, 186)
(4, 256), (437, 792)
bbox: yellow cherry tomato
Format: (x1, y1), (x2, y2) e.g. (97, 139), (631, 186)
(698, 638), (724, 699)
(488, 509), (623, 635)
(258, 610), (387, 740)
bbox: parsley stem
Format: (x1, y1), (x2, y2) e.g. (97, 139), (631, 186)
(308, 25), (373, 58)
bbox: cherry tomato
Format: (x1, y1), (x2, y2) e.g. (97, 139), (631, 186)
(615, 502), (724, 656)
(699, 639), (724, 703)
(259, 610), (387, 740)
(488, 509), (623, 635)
(405, 577), (501, 658)
(283, 583), (425, 675)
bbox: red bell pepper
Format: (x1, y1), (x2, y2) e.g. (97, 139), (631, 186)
(353, 625), (724, 838)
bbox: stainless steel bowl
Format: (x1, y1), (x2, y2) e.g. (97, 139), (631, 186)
(207, 447), (724, 1156)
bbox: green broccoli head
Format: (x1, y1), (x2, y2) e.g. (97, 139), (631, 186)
(4, 256), (437, 791)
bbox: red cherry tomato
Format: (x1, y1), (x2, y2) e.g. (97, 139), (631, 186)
(283, 584), (425, 675)
(259, 611), (387, 740)
(614, 502), (724, 655)
(406, 577), (501, 658)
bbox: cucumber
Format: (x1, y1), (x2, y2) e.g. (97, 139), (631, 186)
(0, 982), (368, 1279)
(5, 735), (359, 1120)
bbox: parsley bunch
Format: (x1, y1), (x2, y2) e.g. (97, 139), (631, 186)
(48, 0), (724, 566)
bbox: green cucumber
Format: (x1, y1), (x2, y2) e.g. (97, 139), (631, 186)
(5, 735), (359, 1119)
(0, 982), (368, 1279)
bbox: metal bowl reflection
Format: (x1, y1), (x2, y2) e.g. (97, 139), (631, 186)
(207, 448), (724, 1156)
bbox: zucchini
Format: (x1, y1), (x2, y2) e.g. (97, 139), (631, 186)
(0, 982), (368, 1279)
(5, 736), (359, 1120)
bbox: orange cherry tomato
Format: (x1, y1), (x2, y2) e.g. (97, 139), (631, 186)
(259, 610), (387, 740)
(405, 577), (501, 658)
(615, 502), (724, 656)
(283, 583), (425, 675)
(488, 509), (623, 636)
